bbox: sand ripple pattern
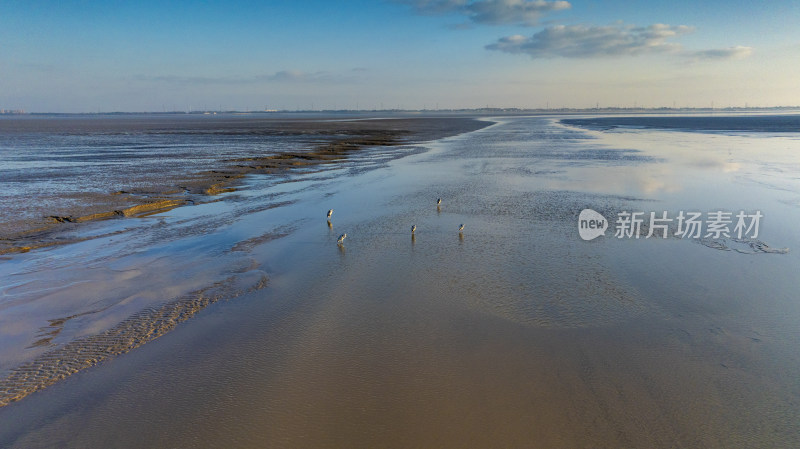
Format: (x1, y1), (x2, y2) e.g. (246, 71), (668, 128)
(0, 273), (268, 407)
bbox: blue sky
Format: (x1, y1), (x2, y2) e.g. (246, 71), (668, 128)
(2, 0), (798, 112)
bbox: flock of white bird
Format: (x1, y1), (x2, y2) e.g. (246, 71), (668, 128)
(329, 198), (464, 246)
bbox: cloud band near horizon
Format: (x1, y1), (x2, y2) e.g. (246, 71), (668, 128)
(486, 23), (753, 61)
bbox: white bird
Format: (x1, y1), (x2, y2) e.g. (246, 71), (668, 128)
(327, 209), (333, 219)
(458, 224), (464, 232)
(337, 233), (347, 244)
(411, 225), (417, 234)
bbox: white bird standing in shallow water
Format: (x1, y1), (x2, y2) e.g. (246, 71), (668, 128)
(337, 233), (347, 244)
(327, 209), (333, 219)
(411, 225), (417, 234)
(458, 224), (464, 232)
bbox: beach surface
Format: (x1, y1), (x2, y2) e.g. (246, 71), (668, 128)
(0, 114), (485, 253)
(1, 114), (799, 448)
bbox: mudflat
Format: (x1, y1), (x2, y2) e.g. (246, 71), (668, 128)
(0, 114), (488, 253)
(1, 114), (799, 448)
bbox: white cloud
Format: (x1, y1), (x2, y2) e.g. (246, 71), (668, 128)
(686, 46), (753, 62)
(486, 23), (753, 62)
(467, 0), (571, 26)
(266, 70), (309, 82)
(263, 70), (356, 83)
(140, 70), (353, 85)
(399, 0), (468, 15)
(486, 23), (693, 58)
(397, 0), (570, 26)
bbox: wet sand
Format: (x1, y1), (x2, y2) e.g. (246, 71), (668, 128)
(0, 114), (487, 254)
(0, 115), (489, 404)
(1, 115), (799, 447)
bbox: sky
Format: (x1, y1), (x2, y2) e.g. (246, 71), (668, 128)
(2, 0), (799, 112)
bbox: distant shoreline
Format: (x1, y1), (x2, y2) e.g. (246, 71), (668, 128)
(3, 106), (800, 116)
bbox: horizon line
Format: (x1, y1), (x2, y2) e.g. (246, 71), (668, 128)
(3, 106), (800, 116)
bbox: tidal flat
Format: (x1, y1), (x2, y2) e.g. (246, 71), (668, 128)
(1, 113), (799, 448)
